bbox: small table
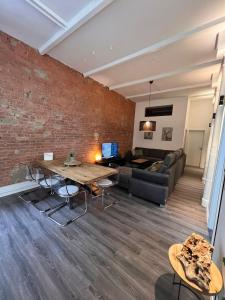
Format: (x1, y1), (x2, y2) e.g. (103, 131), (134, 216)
(168, 244), (223, 299)
(130, 158), (151, 169)
(131, 158), (149, 164)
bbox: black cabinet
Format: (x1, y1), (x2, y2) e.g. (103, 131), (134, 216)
(95, 157), (125, 168)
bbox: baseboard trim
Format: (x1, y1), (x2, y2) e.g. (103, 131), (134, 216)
(0, 181), (39, 198)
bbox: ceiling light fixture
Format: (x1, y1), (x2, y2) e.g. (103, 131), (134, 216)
(144, 80), (156, 131)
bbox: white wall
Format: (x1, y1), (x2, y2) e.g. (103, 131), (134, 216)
(185, 97), (214, 168)
(207, 65), (225, 229)
(208, 60), (225, 300)
(212, 108), (225, 300)
(133, 97), (188, 150)
(213, 181), (225, 300)
(202, 66), (224, 218)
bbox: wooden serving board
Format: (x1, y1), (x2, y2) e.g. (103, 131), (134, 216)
(168, 244), (223, 296)
(64, 160), (81, 166)
(38, 160), (118, 185)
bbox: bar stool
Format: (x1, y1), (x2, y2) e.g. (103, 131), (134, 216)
(18, 163), (64, 213)
(92, 177), (117, 210)
(32, 173), (65, 213)
(18, 163), (43, 204)
(47, 181), (88, 227)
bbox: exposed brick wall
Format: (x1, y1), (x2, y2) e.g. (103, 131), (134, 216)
(0, 32), (135, 186)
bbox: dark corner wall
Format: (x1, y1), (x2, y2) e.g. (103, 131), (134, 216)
(0, 31), (135, 186)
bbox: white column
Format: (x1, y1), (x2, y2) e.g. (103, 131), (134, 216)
(209, 107), (225, 231)
(201, 61), (225, 221)
(202, 100), (215, 183)
(208, 61), (225, 230)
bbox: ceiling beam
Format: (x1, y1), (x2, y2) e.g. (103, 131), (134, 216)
(25, 0), (67, 29)
(109, 59), (222, 90)
(84, 16), (225, 77)
(126, 83), (212, 99)
(39, 0), (114, 55)
(189, 93), (215, 99)
(134, 92), (215, 102)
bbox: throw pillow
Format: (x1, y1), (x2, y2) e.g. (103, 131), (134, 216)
(135, 149), (143, 157)
(159, 164), (167, 173)
(147, 161), (164, 172)
(164, 153), (176, 167)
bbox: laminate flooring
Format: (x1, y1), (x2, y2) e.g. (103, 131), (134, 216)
(0, 167), (208, 300)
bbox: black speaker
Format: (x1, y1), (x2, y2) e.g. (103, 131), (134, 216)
(219, 95), (224, 106)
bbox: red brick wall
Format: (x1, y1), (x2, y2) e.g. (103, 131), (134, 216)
(0, 32), (135, 186)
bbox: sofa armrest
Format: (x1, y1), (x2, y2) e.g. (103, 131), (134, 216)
(132, 168), (169, 186)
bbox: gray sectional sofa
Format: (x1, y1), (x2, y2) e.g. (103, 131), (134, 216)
(133, 147), (172, 164)
(118, 148), (186, 206)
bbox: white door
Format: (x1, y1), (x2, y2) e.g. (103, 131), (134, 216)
(186, 130), (204, 167)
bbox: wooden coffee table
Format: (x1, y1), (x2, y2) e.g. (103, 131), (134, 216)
(130, 158), (151, 169)
(168, 244), (223, 299)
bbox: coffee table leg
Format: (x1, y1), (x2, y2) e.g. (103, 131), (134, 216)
(177, 279), (181, 300)
(173, 274), (181, 299)
(173, 273), (176, 284)
(172, 273), (202, 300)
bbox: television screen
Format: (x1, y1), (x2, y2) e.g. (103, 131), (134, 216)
(102, 143), (118, 158)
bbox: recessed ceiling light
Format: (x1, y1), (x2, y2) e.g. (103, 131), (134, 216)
(92, 50), (95, 55)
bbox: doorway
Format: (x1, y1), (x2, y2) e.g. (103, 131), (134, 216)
(186, 130), (204, 167)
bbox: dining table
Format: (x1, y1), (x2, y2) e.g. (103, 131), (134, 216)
(38, 159), (118, 185)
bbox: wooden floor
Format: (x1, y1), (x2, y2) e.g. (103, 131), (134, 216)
(0, 168), (208, 300)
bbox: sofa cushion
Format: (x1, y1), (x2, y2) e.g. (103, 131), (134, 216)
(132, 168), (169, 186)
(135, 147), (171, 160)
(164, 153), (176, 167)
(158, 165), (167, 173)
(158, 153), (176, 173)
(174, 150), (181, 160)
(143, 148), (165, 159)
(179, 148), (184, 155)
(135, 148), (143, 157)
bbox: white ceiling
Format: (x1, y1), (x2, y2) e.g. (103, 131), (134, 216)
(40, 0), (92, 21)
(1, 0), (225, 102)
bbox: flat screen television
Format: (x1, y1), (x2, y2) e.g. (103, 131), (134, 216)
(102, 142), (119, 159)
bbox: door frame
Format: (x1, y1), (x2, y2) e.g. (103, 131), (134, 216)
(185, 129), (205, 168)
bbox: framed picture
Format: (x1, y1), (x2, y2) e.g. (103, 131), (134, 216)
(144, 132), (153, 139)
(139, 121), (156, 131)
(162, 127), (173, 141)
(139, 121), (146, 131)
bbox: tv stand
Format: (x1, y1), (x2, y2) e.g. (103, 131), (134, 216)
(95, 157), (124, 168)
